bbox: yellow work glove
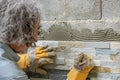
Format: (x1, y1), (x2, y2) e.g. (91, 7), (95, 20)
(17, 45), (55, 70)
(67, 53), (94, 80)
(27, 45), (55, 75)
(29, 57), (54, 75)
(17, 53), (30, 69)
(35, 46), (55, 60)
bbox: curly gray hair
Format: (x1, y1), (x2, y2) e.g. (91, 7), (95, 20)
(0, 0), (40, 45)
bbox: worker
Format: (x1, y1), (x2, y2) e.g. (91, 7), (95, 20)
(0, 0), (54, 79)
(67, 53), (94, 80)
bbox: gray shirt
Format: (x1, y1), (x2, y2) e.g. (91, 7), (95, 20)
(0, 42), (29, 80)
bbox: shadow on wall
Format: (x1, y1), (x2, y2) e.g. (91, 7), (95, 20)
(40, 22), (120, 41)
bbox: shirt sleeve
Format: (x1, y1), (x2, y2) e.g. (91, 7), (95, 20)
(0, 48), (30, 80)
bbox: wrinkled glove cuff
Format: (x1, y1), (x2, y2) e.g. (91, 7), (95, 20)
(28, 47), (36, 63)
(74, 64), (86, 71)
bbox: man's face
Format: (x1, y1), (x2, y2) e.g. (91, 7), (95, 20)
(19, 18), (40, 53)
(26, 18), (40, 47)
(15, 44), (29, 53)
(33, 18), (40, 42)
(9, 18), (40, 53)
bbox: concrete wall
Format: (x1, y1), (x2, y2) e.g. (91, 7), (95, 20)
(34, 41), (120, 80)
(31, 0), (120, 80)
(35, 0), (120, 41)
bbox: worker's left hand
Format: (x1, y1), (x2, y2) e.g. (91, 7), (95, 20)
(35, 45), (55, 60)
(28, 45), (55, 75)
(17, 45), (55, 75)
(29, 57), (54, 75)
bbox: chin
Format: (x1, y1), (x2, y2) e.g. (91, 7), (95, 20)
(20, 50), (27, 53)
(15, 50), (27, 53)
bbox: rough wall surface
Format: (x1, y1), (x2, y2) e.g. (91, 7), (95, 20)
(32, 0), (120, 80)
(30, 41), (120, 80)
(35, 0), (120, 41)
(40, 21), (120, 41)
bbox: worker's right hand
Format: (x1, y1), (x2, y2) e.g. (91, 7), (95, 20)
(67, 53), (94, 80)
(73, 53), (94, 71)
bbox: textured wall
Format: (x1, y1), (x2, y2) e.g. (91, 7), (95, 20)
(40, 21), (120, 41)
(35, 0), (120, 41)
(31, 0), (120, 80)
(33, 41), (120, 80)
